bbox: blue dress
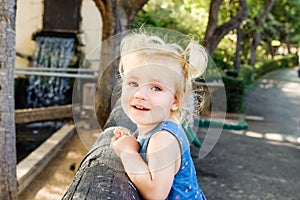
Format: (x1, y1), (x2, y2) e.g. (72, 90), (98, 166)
(137, 120), (206, 200)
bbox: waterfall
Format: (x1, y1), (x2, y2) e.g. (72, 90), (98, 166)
(27, 36), (75, 108)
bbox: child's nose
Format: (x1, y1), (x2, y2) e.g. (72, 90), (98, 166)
(133, 86), (148, 100)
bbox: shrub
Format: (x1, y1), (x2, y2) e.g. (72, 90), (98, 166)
(236, 54), (298, 85)
(221, 75), (246, 113)
(255, 54), (299, 78)
(196, 55), (298, 114)
(211, 51), (234, 71)
(238, 65), (255, 85)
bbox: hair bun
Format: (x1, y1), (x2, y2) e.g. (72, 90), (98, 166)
(185, 41), (208, 79)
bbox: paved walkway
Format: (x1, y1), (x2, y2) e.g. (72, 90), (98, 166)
(198, 67), (300, 200)
(246, 67), (300, 140)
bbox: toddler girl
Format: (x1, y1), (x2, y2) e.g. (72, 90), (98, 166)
(111, 32), (207, 200)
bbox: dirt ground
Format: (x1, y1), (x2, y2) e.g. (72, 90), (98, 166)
(18, 133), (88, 200)
(19, 67), (300, 200)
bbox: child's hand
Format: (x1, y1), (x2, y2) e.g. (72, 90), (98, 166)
(111, 128), (129, 142)
(111, 128), (140, 158)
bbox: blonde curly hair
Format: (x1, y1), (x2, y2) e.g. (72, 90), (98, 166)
(119, 32), (208, 120)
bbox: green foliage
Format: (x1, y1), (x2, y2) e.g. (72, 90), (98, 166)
(133, 0), (300, 69)
(238, 65), (255, 84)
(131, 0), (300, 114)
(221, 75), (246, 113)
(133, 11), (159, 28)
(247, 0), (265, 16)
(271, 0), (300, 45)
(239, 0), (300, 64)
(211, 52), (234, 71)
(211, 48), (235, 70)
(215, 54), (298, 113)
(219, 0), (241, 23)
(236, 55), (298, 85)
(255, 54), (299, 78)
(132, 0), (208, 39)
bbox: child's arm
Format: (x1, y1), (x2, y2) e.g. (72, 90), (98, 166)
(111, 130), (181, 200)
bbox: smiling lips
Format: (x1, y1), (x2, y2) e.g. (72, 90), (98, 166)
(132, 105), (150, 111)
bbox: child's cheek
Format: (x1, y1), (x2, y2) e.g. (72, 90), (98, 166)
(121, 89), (131, 113)
(123, 85), (139, 101)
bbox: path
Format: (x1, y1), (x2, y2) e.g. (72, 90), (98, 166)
(246, 67), (300, 138)
(197, 67), (300, 199)
(18, 133), (88, 200)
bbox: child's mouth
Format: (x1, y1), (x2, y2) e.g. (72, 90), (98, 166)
(133, 105), (150, 111)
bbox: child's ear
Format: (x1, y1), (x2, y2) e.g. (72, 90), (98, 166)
(171, 97), (180, 111)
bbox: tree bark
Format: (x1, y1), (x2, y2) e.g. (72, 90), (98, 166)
(0, 0), (18, 199)
(285, 35), (291, 54)
(204, 0), (249, 54)
(62, 100), (140, 199)
(93, 0), (148, 128)
(62, 129), (141, 199)
(234, 26), (242, 71)
(248, 22), (260, 66)
(248, 0), (275, 66)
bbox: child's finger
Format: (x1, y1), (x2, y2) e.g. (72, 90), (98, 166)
(110, 136), (117, 149)
(111, 134), (118, 142)
(120, 131), (129, 137)
(115, 128), (130, 137)
(111, 131), (121, 148)
(114, 128), (121, 138)
(121, 128), (130, 136)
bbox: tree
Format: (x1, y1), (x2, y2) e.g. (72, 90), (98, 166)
(270, 0), (300, 53)
(234, 26), (242, 70)
(93, 0), (148, 127)
(133, 0), (208, 37)
(248, 0), (275, 66)
(0, 0), (18, 199)
(204, 0), (249, 54)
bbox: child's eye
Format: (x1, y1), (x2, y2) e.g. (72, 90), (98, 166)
(151, 86), (162, 91)
(128, 81), (138, 87)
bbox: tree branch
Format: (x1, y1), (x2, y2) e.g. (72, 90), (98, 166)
(204, 0), (249, 54)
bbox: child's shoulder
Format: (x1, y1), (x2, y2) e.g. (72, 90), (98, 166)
(147, 129), (181, 158)
(160, 120), (181, 131)
(159, 120), (186, 139)
(151, 129), (177, 142)
(159, 120), (190, 150)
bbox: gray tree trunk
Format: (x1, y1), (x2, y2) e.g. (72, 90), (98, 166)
(0, 0), (18, 199)
(248, 0), (275, 66)
(93, 0), (148, 128)
(62, 100), (141, 199)
(234, 26), (242, 71)
(204, 0), (249, 54)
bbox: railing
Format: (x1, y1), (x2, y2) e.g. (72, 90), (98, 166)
(14, 67), (98, 79)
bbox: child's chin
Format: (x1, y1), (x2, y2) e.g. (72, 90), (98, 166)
(131, 118), (152, 125)
(132, 120), (151, 126)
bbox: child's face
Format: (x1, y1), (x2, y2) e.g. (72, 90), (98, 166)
(121, 54), (181, 128)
